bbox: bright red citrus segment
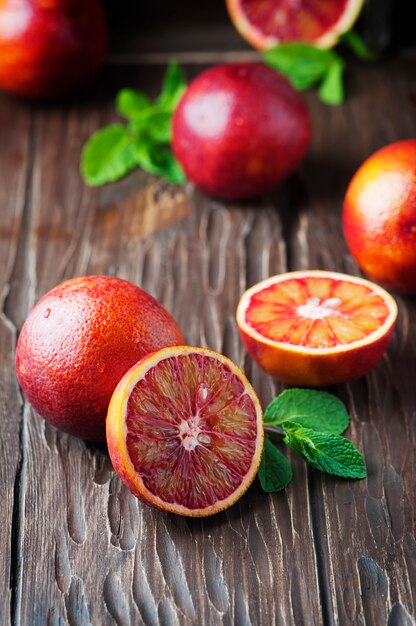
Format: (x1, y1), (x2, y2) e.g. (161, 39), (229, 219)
(239, 0), (349, 42)
(125, 353), (259, 510)
(245, 277), (390, 349)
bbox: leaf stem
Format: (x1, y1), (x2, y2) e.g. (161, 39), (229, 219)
(264, 425), (286, 439)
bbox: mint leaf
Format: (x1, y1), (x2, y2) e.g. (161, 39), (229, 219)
(258, 438), (292, 492)
(340, 30), (377, 61)
(81, 62), (188, 187)
(264, 389), (349, 435)
(116, 89), (152, 119)
(284, 426), (366, 479)
(130, 108), (172, 143)
(264, 43), (335, 90)
(81, 125), (137, 186)
(157, 61), (187, 110)
(318, 58), (345, 105)
(133, 143), (186, 184)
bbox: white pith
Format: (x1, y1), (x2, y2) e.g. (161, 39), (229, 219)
(237, 270), (398, 355)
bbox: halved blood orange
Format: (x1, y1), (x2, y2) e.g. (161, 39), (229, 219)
(106, 346), (264, 517)
(236, 270), (397, 387)
(226, 0), (365, 50)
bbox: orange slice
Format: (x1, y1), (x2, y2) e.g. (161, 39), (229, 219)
(236, 270), (397, 387)
(226, 0), (365, 50)
(106, 346), (264, 517)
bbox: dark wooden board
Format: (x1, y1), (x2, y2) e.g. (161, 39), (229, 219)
(0, 52), (415, 625)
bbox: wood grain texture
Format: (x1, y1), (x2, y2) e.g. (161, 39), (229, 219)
(0, 53), (415, 625)
(0, 95), (32, 626)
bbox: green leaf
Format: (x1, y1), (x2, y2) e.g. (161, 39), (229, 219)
(133, 143), (186, 184)
(116, 89), (152, 119)
(81, 124), (137, 186)
(258, 438), (293, 492)
(157, 61), (187, 110)
(340, 30), (377, 61)
(284, 426), (367, 479)
(264, 389), (349, 435)
(130, 107), (172, 143)
(318, 58), (345, 105)
(264, 43), (335, 90)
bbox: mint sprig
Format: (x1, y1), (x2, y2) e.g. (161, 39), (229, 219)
(259, 388), (366, 492)
(258, 438), (293, 492)
(81, 62), (187, 186)
(263, 30), (375, 106)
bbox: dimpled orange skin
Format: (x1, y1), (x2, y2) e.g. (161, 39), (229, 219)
(15, 276), (184, 441)
(343, 139), (416, 294)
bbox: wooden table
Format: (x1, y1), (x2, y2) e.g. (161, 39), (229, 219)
(1, 12), (415, 624)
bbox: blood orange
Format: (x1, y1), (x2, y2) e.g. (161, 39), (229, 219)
(236, 270), (397, 387)
(226, 0), (364, 50)
(106, 346), (264, 517)
(343, 139), (416, 295)
(172, 62), (310, 200)
(15, 276), (184, 441)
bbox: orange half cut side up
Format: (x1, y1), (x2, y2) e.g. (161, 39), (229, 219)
(236, 270), (397, 387)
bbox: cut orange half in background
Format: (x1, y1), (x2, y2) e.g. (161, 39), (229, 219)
(226, 0), (365, 50)
(237, 270), (397, 387)
(106, 346), (264, 517)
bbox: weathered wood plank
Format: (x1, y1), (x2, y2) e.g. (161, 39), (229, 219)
(0, 93), (32, 626)
(5, 66), (322, 625)
(288, 55), (416, 624)
(1, 54), (415, 625)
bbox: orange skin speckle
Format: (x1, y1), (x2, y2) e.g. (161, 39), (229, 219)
(0, 0), (107, 99)
(343, 139), (416, 294)
(15, 276), (184, 441)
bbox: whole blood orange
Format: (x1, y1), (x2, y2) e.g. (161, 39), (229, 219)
(236, 270), (397, 387)
(0, 0), (107, 99)
(106, 346), (264, 517)
(15, 276), (184, 441)
(343, 139), (416, 295)
(172, 62), (310, 200)
(226, 0), (364, 50)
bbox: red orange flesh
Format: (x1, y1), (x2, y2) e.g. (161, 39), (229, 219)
(106, 346), (264, 517)
(237, 271), (397, 387)
(226, 0), (364, 50)
(343, 139), (416, 294)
